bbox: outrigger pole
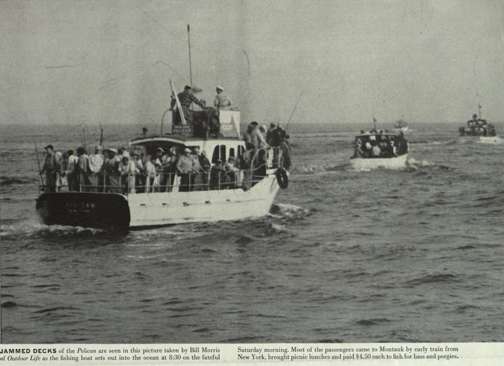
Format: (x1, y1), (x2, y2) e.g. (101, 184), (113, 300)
(187, 24), (193, 86)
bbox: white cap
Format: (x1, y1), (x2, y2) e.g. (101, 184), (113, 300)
(216, 85), (224, 91)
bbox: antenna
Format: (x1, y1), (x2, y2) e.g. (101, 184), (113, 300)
(187, 24), (193, 86)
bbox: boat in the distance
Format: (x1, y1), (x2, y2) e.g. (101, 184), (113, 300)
(350, 128), (408, 170)
(459, 113), (496, 137)
(393, 119), (409, 132)
(36, 92), (291, 230)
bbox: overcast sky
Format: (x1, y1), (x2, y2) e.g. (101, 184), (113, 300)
(1, 0), (504, 128)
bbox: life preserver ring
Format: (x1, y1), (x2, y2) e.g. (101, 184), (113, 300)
(276, 168), (288, 189)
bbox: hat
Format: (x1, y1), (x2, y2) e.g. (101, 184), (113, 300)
(44, 144), (54, 150)
(184, 147), (192, 153)
(192, 86), (202, 93)
(216, 159), (222, 163)
(157, 147), (164, 153)
(260, 124), (267, 132)
(184, 85), (191, 90)
(169, 147), (177, 155)
(228, 156), (235, 161)
(130, 151), (139, 156)
(270, 123), (276, 128)
(122, 151), (130, 158)
(216, 85), (224, 91)
(250, 121), (258, 126)
(109, 148), (118, 154)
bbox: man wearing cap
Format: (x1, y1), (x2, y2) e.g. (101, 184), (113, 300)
(214, 86), (232, 110)
(170, 85), (205, 125)
(40, 144), (60, 193)
(176, 147), (199, 191)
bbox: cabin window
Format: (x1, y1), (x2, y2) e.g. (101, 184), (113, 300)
(229, 148), (235, 158)
(211, 145), (227, 163)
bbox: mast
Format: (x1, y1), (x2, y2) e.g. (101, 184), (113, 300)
(187, 24), (193, 86)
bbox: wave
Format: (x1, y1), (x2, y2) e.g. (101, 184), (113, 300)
(0, 176), (32, 186)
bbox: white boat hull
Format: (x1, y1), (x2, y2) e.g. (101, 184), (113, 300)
(479, 136), (504, 144)
(127, 174), (280, 227)
(350, 154), (408, 170)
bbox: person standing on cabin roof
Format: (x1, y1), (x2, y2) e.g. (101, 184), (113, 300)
(170, 85), (205, 125)
(214, 86), (232, 110)
(40, 144), (59, 193)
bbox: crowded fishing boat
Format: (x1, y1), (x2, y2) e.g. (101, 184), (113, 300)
(35, 84), (291, 230)
(350, 128), (408, 170)
(459, 113), (496, 137)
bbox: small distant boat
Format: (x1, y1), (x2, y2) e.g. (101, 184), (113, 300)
(350, 128), (409, 170)
(459, 112), (497, 137)
(393, 119), (409, 132)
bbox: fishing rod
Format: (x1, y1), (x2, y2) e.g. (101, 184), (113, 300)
(187, 24), (193, 86)
(99, 123), (104, 146)
(285, 91), (304, 132)
(33, 140), (44, 188)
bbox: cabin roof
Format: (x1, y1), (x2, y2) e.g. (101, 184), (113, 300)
(130, 134), (243, 146)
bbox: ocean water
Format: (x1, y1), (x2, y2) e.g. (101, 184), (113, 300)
(1, 121), (504, 344)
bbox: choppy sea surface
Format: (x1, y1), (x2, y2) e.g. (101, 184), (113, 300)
(1, 121), (504, 344)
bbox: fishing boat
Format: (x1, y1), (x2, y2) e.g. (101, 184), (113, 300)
(459, 110), (497, 137)
(350, 129), (408, 170)
(393, 119), (409, 132)
(36, 96), (290, 230)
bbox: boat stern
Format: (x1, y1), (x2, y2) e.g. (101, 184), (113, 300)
(36, 192), (130, 230)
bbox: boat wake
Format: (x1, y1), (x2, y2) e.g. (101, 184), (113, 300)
(0, 220), (107, 240)
(478, 136), (504, 144)
(269, 203), (311, 220)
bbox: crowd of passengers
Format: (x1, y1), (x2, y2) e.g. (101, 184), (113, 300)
(352, 129), (408, 159)
(39, 122), (291, 194)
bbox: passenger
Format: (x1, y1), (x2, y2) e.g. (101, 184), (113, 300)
(176, 147), (199, 192)
(192, 147), (210, 190)
(64, 150), (78, 191)
(144, 154), (161, 193)
(225, 157), (239, 188)
(88, 146), (105, 192)
(214, 86), (232, 110)
(75, 147), (91, 191)
(54, 151), (64, 192)
(251, 121), (270, 149)
(130, 151), (145, 193)
(258, 125), (269, 149)
(266, 123), (276, 145)
(170, 85), (205, 125)
(104, 148), (121, 193)
(238, 149), (254, 191)
(118, 152), (139, 194)
(243, 123), (258, 152)
(39, 144), (59, 193)
(60, 152), (69, 191)
(188, 147), (202, 190)
(209, 159), (228, 190)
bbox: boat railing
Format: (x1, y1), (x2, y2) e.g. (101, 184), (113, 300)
(38, 147), (285, 195)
